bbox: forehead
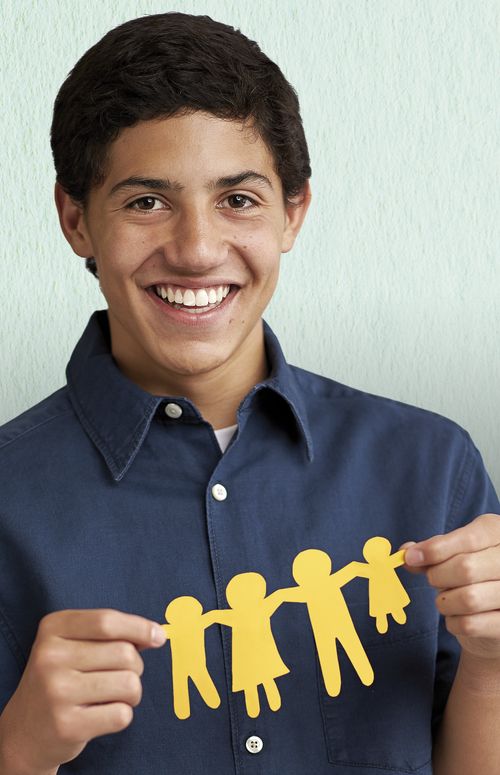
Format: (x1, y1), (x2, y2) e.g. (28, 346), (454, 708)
(104, 110), (278, 186)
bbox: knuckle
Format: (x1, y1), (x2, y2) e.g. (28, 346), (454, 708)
(117, 642), (138, 669)
(113, 703), (134, 730)
(462, 585), (480, 611)
(96, 609), (117, 638)
(124, 672), (142, 704)
(47, 673), (72, 703)
(32, 642), (61, 672)
(37, 612), (57, 637)
(459, 555), (477, 585)
(458, 615), (479, 638)
(477, 513), (499, 541)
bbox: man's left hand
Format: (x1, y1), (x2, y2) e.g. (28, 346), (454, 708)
(405, 513), (500, 661)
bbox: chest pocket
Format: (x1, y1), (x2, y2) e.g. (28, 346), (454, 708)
(318, 584), (438, 772)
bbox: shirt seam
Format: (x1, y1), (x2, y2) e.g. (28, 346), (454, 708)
(0, 605), (26, 673)
(325, 757), (432, 772)
(0, 408), (74, 453)
(445, 433), (474, 531)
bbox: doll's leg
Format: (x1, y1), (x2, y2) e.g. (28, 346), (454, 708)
(244, 685), (260, 718)
(263, 678), (281, 711)
(317, 638), (341, 697)
(391, 607), (407, 625)
(173, 671), (191, 719)
(194, 668), (221, 709)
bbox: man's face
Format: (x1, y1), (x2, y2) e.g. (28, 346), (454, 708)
(58, 111), (310, 391)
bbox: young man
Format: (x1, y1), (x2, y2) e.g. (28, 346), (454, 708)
(0, 12), (499, 775)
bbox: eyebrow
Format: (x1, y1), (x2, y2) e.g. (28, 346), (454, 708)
(108, 170), (274, 197)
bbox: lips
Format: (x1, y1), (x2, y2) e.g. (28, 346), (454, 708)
(147, 282), (238, 318)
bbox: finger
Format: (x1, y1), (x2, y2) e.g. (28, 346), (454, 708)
(405, 514), (500, 567)
(436, 580), (500, 616)
(65, 640), (145, 675)
(74, 670), (143, 706)
(444, 610), (500, 640)
(426, 545), (500, 589)
(398, 541), (431, 575)
(40, 609), (166, 648)
(71, 702), (134, 741)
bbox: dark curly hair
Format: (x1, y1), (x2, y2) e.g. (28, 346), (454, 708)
(50, 12), (311, 277)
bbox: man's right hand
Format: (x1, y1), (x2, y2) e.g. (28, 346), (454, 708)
(0, 609), (167, 775)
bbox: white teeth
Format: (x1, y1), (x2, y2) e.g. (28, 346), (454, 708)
(155, 283), (233, 309)
(195, 289), (209, 307)
(183, 289), (196, 307)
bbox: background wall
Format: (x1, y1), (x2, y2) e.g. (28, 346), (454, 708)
(1, 0), (498, 490)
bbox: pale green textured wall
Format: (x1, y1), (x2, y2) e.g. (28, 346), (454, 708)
(1, 0), (499, 491)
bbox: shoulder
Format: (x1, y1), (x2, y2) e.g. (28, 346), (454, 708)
(290, 364), (471, 451)
(0, 387), (75, 456)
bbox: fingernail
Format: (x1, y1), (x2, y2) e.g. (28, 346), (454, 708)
(405, 547), (425, 565)
(151, 624), (167, 645)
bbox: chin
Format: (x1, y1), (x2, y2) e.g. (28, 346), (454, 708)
(160, 350), (230, 378)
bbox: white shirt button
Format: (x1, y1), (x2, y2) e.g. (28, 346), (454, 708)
(164, 403), (183, 419)
(211, 483), (227, 501)
(245, 735), (263, 754)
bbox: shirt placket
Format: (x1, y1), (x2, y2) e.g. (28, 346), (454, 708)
(205, 444), (269, 775)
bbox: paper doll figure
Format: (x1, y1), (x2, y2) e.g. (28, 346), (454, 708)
(357, 538), (410, 634)
(282, 549), (374, 697)
(161, 596), (221, 719)
(212, 572), (289, 718)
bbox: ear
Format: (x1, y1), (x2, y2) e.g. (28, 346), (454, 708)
(281, 180), (312, 254)
(54, 182), (94, 258)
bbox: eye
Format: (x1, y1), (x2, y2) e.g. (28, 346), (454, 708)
(126, 196), (166, 212)
(219, 194), (258, 211)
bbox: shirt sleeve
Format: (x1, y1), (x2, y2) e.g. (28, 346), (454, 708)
(432, 431), (500, 737)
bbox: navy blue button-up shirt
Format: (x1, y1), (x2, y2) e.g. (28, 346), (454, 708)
(1, 311), (498, 774)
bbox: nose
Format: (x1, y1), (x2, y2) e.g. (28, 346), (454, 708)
(161, 202), (229, 274)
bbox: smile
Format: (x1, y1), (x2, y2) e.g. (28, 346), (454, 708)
(152, 283), (232, 314)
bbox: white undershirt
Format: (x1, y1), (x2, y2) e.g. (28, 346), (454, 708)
(213, 424), (238, 453)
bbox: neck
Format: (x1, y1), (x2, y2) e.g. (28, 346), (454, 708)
(111, 321), (269, 429)
(157, 346), (268, 429)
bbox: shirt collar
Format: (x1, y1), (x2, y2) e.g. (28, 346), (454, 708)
(66, 311), (314, 481)
(242, 320), (314, 462)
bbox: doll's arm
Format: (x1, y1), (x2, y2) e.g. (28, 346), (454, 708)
(334, 561), (369, 587)
(202, 609), (233, 628)
(390, 549), (406, 568)
(266, 586), (307, 613)
(161, 623), (173, 639)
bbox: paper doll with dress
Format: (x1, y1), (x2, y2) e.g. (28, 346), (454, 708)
(342, 537), (409, 633)
(211, 571), (290, 718)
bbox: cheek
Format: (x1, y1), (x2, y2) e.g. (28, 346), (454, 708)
(241, 230), (282, 278)
(95, 231), (152, 277)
